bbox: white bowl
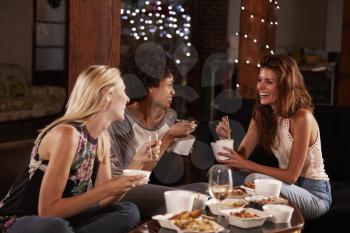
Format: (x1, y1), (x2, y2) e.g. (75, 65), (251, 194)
(254, 179), (282, 197)
(171, 135), (196, 156)
(220, 207), (271, 229)
(164, 190), (194, 214)
(122, 169), (151, 183)
(262, 204), (294, 223)
(205, 198), (248, 215)
(210, 139), (234, 160)
(192, 193), (210, 210)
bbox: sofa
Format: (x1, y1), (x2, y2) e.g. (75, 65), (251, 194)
(0, 64), (66, 142)
(1, 99), (350, 231)
(0, 63), (65, 122)
(0, 139), (33, 199)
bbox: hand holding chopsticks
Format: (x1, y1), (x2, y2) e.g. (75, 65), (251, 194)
(148, 133), (161, 161)
(223, 116), (231, 139)
(215, 116), (232, 140)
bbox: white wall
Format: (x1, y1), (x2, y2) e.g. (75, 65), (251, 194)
(0, 0), (33, 81)
(227, 0), (241, 41)
(226, 0), (241, 61)
(325, 0), (343, 52)
(276, 0), (327, 50)
(276, 0), (343, 52)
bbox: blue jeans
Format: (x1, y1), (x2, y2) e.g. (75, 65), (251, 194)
(68, 202), (140, 233)
(6, 202), (139, 233)
(7, 216), (73, 233)
(232, 170), (332, 220)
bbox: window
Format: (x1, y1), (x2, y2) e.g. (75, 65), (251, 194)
(33, 0), (67, 87)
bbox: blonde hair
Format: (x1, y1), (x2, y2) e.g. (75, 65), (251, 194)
(37, 65), (122, 161)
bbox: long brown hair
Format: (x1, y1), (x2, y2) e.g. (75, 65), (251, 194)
(252, 55), (313, 152)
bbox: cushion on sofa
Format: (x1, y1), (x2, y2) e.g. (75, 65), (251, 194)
(0, 64), (66, 122)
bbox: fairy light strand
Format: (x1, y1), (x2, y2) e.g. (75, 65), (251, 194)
(235, 0), (279, 69)
(121, 1), (191, 43)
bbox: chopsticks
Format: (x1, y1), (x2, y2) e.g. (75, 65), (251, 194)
(149, 133), (159, 160)
(148, 135), (153, 158)
(223, 116), (231, 139)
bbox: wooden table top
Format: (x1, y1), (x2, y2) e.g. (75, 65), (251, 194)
(130, 203), (304, 233)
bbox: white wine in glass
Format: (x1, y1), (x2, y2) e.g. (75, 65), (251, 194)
(208, 165), (233, 216)
(209, 184), (232, 201)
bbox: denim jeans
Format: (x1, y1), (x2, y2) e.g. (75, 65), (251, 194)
(68, 202), (140, 233)
(7, 216), (73, 233)
(6, 202), (139, 233)
(232, 170), (332, 220)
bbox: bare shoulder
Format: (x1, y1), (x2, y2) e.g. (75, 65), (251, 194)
(39, 124), (81, 160)
(50, 124), (80, 140)
(294, 109), (314, 121)
(293, 109), (317, 129)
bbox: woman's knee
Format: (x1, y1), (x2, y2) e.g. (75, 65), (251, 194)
(118, 202), (140, 228)
(180, 182), (208, 194)
(8, 216), (73, 233)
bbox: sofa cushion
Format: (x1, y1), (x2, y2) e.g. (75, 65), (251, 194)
(0, 64), (66, 122)
(0, 64), (31, 112)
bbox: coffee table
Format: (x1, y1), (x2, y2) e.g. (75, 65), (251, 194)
(130, 203), (304, 233)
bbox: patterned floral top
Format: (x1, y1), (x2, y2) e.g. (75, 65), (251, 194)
(0, 122), (98, 216)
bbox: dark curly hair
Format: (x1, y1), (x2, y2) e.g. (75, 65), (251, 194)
(252, 54), (313, 152)
(121, 53), (179, 102)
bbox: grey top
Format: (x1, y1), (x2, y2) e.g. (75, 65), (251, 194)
(108, 108), (177, 175)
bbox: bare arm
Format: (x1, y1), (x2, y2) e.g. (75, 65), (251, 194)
(38, 125), (144, 218)
(236, 119), (259, 159)
(220, 110), (313, 184)
(94, 151), (131, 206)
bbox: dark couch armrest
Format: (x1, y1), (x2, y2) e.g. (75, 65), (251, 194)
(0, 139), (34, 199)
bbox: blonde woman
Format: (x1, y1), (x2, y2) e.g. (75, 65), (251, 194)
(0, 66), (145, 233)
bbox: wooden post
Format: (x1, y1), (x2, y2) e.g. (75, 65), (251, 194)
(237, 0), (277, 99)
(68, 0), (121, 93)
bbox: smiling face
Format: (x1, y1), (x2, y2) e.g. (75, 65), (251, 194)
(149, 75), (175, 108)
(257, 68), (279, 109)
(107, 79), (129, 121)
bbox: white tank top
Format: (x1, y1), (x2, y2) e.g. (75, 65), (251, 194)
(271, 118), (329, 181)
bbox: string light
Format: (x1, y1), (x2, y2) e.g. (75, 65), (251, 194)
(234, 32), (274, 54)
(121, 1), (191, 43)
(241, 9), (278, 26)
(234, 0), (280, 69)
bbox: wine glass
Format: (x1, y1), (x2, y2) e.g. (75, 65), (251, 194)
(208, 164), (233, 216)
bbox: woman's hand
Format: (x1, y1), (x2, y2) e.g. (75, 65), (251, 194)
(217, 146), (247, 169)
(106, 175), (146, 196)
(168, 120), (196, 138)
(130, 140), (162, 168)
(216, 116), (231, 140)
